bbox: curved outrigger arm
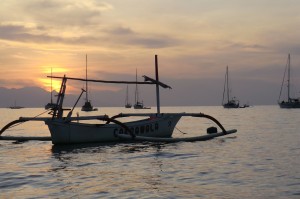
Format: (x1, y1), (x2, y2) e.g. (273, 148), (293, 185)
(0, 115), (136, 140)
(107, 112), (228, 134)
(1, 112), (235, 142)
(0, 117), (50, 136)
(111, 112), (237, 142)
(0, 119), (26, 135)
(186, 113), (227, 133)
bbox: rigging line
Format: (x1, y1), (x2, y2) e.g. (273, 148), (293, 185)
(8, 109), (50, 130)
(175, 126), (187, 134)
(222, 71), (227, 104)
(278, 56), (289, 101)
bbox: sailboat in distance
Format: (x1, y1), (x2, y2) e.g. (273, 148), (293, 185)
(9, 100), (24, 109)
(81, 54), (98, 112)
(134, 69), (150, 109)
(278, 54), (300, 108)
(222, 66), (239, 108)
(45, 68), (57, 110)
(125, 85), (132, 108)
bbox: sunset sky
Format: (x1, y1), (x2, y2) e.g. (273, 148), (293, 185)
(1, 0), (300, 105)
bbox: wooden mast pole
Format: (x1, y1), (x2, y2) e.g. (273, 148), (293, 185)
(50, 67), (53, 104)
(288, 53), (290, 102)
(155, 55), (160, 114)
(135, 68), (138, 104)
(85, 54), (88, 102)
(226, 66), (229, 103)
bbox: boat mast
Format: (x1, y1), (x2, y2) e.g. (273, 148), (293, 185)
(155, 55), (160, 114)
(50, 67), (53, 104)
(85, 54), (88, 102)
(125, 84), (129, 104)
(226, 66), (230, 103)
(288, 53), (291, 102)
(135, 69), (139, 103)
(53, 75), (67, 119)
(222, 67), (226, 105)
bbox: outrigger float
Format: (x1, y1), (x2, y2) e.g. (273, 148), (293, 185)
(0, 55), (237, 144)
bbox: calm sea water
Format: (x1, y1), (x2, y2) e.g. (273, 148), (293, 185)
(0, 106), (299, 198)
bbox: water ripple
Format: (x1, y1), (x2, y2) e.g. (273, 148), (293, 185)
(0, 106), (300, 198)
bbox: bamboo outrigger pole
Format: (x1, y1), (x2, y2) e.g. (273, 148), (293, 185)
(47, 76), (155, 85)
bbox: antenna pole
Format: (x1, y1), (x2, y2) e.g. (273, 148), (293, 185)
(155, 55), (160, 114)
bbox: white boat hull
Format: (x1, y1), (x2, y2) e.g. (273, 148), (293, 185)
(45, 114), (182, 144)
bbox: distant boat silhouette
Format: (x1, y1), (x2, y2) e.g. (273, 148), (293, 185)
(9, 100), (24, 109)
(278, 54), (300, 108)
(222, 66), (239, 108)
(239, 103), (251, 108)
(125, 85), (132, 108)
(134, 69), (150, 109)
(81, 54), (98, 112)
(45, 68), (57, 110)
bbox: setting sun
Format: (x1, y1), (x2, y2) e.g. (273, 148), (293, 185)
(39, 66), (70, 92)
(39, 77), (62, 92)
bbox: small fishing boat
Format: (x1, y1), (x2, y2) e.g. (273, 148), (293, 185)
(133, 101), (150, 109)
(222, 66), (239, 108)
(278, 54), (300, 108)
(239, 103), (250, 108)
(81, 55), (98, 112)
(0, 55), (237, 144)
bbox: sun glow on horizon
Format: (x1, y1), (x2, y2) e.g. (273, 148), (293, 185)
(42, 66), (69, 75)
(39, 78), (62, 92)
(39, 66), (70, 92)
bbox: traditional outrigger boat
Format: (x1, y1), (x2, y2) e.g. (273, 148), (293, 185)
(0, 55), (237, 144)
